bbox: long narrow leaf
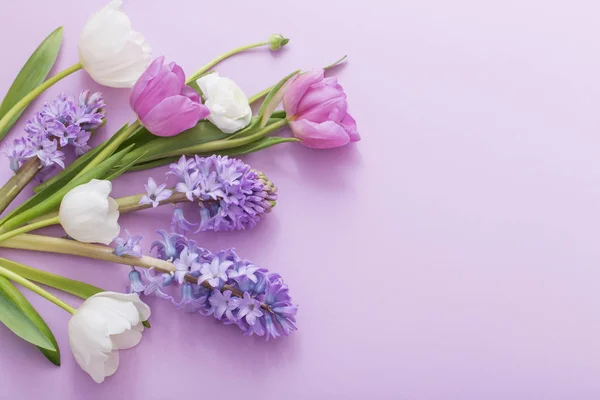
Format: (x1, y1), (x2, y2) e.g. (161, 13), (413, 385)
(209, 137), (299, 156)
(0, 27), (63, 139)
(0, 277), (55, 352)
(116, 121), (229, 165)
(103, 150), (148, 181)
(127, 156), (181, 172)
(128, 137), (298, 171)
(0, 258), (102, 299)
(0, 275), (60, 365)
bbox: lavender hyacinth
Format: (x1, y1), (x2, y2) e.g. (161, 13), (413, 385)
(128, 230), (297, 340)
(143, 155), (279, 232)
(2, 91), (105, 172)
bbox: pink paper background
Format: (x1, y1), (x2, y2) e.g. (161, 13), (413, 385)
(1, 0), (600, 398)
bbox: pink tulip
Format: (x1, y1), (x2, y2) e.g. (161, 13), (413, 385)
(282, 69), (360, 149)
(130, 56), (209, 137)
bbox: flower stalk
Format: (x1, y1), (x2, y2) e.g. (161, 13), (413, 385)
(186, 42), (269, 83)
(0, 216), (59, 243)
(0, 264), (76, 314)
(0, 158), (43, 214)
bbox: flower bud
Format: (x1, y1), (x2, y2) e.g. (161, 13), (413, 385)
(268, 34), (290, 51)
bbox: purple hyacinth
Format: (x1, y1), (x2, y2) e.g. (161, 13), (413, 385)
(2, 91), (105, 172)
(132, 231), (297, 340)
(142, 155), (278, 232)
(113, 230), (143, 258)
(139, 177), (173, 208)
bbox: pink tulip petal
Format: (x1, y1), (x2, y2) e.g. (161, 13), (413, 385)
(140, 96), (208, 137)
(282, 69), (324, 117)
(181, 85), (200, 103)
(322, 76), (345, 91)
(289, 119), (351, 149)
(296, 82), (347, 119)
(168, 62), (187, 86)
(341, 113), (360, 142)
(130, 56), (165, 108)
(133, 65), (184, 119)
(299, 96), (348, 124)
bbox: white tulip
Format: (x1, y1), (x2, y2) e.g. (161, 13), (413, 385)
(78, 0), (152, 88)
(59, 179), (120, 245)
(197, 73), (252, 134)
(68, 292), (151, 383)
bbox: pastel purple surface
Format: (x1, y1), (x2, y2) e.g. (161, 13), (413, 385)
(1, 0), (600, 399)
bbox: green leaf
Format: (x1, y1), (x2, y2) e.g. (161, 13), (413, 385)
(0, 277), (56, 354)
(258, 70), (299, 128)
(0, 27), (63, 140)
(210, 137), (299, 156)
(103, 150), (149, 181)
(128, 137), (298, 171)
(0, 145), (134, 231)
(0, 258), (102, 299)
(0, 275), (60, 365)
(126, 156), (181, 172)
(117, 121), (229, 165)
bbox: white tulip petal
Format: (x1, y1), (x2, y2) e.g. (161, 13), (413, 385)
(104, 351), (120, 379)
(93, 292), (152, 321)
(79, 0), (152, 88)
(68, 292), (151, 384)
(59, 180), (120, 244)
(111, 325), (143, 350)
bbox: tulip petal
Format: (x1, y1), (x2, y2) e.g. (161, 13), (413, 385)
(341, 113), (360, 142)
(92, 292), (151, 321)
(78, 0), (152, 88)
(140, 95), (209, 137)
(296, 80), (347, 120)
(131, 61), (184, 119)
(67, 292), (150, 384)
(130, 56), (165, 108)
(282, 69), (324, 117)
(104, 351), (120, 378)
(59, 180), (119, 244)
(289, 119), (351, 149)
(182, 85), (200, 103)
(111, 325), (143, 350)
(169, 62), (186, 86)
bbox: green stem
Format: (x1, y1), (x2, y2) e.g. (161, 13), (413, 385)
(160, 119), (288, 160)
(75, 120), (141, 178)
(0, 216), (59, 243)
(0, 157), (43, 215)
(186, 42), (269, 83)
(0, 63), (82, 135)
(0, 265), (76, 314)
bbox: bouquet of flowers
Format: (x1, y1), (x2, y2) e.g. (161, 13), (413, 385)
(0, 0), (359, 383)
